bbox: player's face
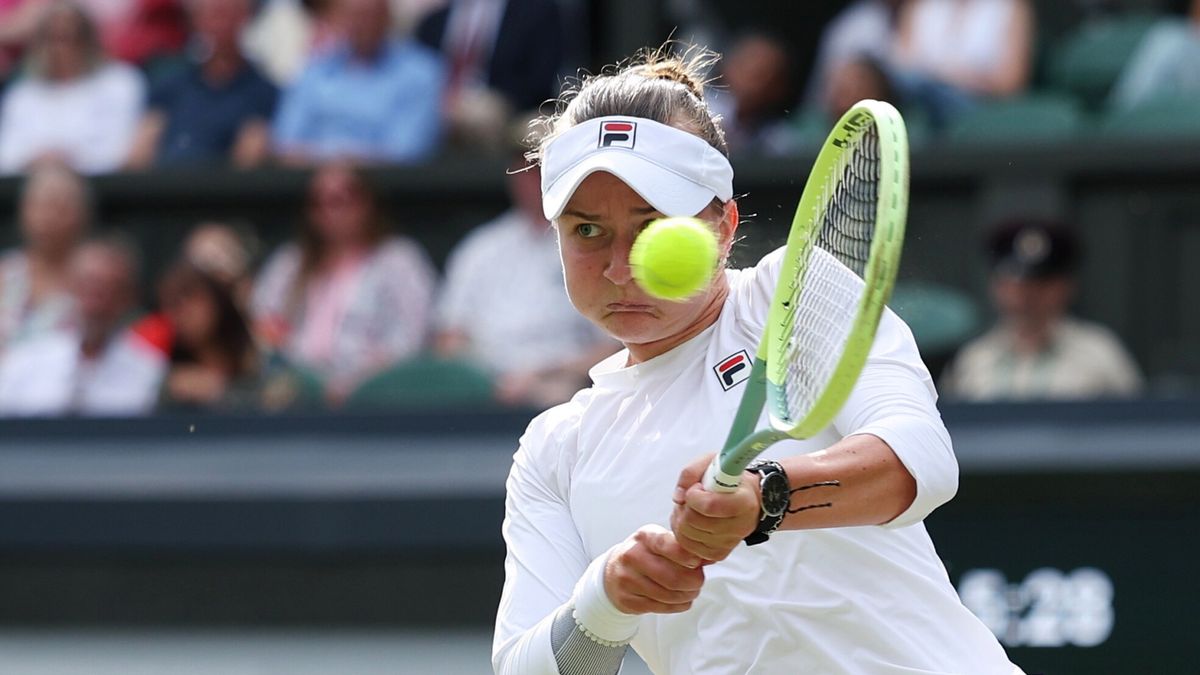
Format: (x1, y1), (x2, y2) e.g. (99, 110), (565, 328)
(555, 172), (737, 362)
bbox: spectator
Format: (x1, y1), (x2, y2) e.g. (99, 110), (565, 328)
(0, 163), (91, 351)
(789, 53), (900, 151)
(435, 149), (617, 408)
(126, 0), (278, 169)
(157, 258), (261, 411)
(940, 218), (1143, 401)
(0, 235), (167, 416)
(804, 0), (903, 108)
(415, 0), (564, 151)
(707, 31), (797, 156)
(182, 220), (260, 309)
(1109, 0), (1200, 110)
(242, 0), (340, 86)
(251, 161), (436, 403)
(891, 0), (1034, 128)
(0, 0), (146, 175)
(271, 0), (445, 164)
(823, 54), (897, 122)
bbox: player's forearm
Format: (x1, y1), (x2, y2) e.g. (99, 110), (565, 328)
(776, 433), (916, 530)
(495, 549), (635, 675)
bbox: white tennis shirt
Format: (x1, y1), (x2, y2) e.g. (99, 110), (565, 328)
(494, 248), (1017, 674)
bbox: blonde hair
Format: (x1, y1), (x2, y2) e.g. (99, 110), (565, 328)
(529, 45), (728, 164)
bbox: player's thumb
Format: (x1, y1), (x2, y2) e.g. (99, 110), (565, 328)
(674, 452), (716, 504)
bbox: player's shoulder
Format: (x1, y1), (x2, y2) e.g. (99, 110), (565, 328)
(721, 246), (786, 332)
(519, 389), (593, 456)
(512, 389), (595, 493)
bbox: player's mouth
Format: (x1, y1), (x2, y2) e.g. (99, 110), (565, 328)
(606, 301), (657, 313)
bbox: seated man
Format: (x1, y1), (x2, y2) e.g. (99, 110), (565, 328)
(271, 0), (445, 164)
(0, 235), (167, 416)
(941, 218), (1143, 401)
(126, 0), (278, 168)
(434, 152), (616, 408)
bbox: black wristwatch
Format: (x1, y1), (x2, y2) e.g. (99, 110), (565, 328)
(744, 459), (790, 546)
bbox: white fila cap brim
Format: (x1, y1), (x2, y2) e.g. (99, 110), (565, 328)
(540, 116), (734, 221)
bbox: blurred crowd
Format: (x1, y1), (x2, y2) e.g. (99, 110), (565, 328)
(0, 159), (617, 416)
(0, 0), (1182, 416)
(1, 0), (1198, 173)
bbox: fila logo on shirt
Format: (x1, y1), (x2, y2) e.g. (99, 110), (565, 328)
(714, 350), (751, 391)
(598, 121), (637, 148)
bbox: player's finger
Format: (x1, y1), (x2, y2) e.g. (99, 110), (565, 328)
(611, 547), (703, 598)
(684, 481), (758, 519)
(620, 596), (694, 615)
(606, 570), (696, 615)
(672, 504), (721, 534)
(673, 453), (715, 504)
(636, 556), (705, 596)
(638, 526), (703, 569)
(673, 528), (736, 562)
(674, 521), (741, 551)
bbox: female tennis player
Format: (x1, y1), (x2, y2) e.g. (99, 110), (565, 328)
(493, 48), (1022, 675)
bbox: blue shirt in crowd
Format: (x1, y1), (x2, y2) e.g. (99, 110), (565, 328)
(272, 40), (445, 163)
(150, 60), (279, 165)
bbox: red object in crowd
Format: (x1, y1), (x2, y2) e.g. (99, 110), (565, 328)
(107, 0), (188, 66)
(129, 312), (175, 356)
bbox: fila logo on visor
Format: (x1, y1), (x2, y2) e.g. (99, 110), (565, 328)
(598, 121), (637, 149)
(714, 350), (751, 391)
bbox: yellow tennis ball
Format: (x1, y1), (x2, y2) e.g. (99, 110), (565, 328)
(629, 217), (719, 301)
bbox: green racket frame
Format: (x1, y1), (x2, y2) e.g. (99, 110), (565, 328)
(703, 99), (909, 492)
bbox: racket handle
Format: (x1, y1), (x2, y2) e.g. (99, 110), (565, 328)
(702, 456), (741, 493)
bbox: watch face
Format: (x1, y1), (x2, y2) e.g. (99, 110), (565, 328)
(760, 471), (790, 518)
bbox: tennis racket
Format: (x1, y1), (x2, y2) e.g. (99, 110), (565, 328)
(702, 99), (910, 492)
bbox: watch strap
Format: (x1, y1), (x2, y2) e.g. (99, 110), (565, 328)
(744, 459), (788, 546)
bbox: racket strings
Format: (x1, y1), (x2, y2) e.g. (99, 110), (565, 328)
(775, 126), (880, 424)
(815, 126), (880, 277)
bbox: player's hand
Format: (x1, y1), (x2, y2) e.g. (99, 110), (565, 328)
(670, 453), (761, 562)
(604, 524), (705, 615)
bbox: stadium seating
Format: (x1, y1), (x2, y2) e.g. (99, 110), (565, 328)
(888, 281), (982, 359)
(947, 93), (1085, 143)
(344, 356), (496, 410)
(1101, 92), (1200, 137)
(1046, 14), (1159, 109)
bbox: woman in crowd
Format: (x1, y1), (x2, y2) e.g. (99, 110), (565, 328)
(251, 161), (436, 404)
(157, 258), (261, 411)
(0, 0), (145, 174)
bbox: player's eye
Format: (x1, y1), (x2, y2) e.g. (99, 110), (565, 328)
(576, 223), (603, 239)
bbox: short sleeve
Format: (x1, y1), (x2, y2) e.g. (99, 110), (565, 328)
(834, 308), (959, 527)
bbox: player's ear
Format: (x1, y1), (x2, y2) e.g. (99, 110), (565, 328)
(718, 199), (739, 252)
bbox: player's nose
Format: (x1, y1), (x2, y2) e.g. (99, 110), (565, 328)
(603, 235), (635, 285)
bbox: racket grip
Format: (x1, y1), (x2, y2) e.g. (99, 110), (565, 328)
(701, 456), (741, 493)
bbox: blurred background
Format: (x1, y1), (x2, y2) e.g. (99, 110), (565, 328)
(0, 0), (1196, 672)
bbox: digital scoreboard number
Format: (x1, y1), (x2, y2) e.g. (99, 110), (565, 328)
(957, 567), (1115, 649)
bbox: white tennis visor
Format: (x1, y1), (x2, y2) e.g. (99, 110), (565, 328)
(540, 116), (734, 221)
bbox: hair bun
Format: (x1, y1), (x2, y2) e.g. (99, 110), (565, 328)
(634, 61), (706, 100)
